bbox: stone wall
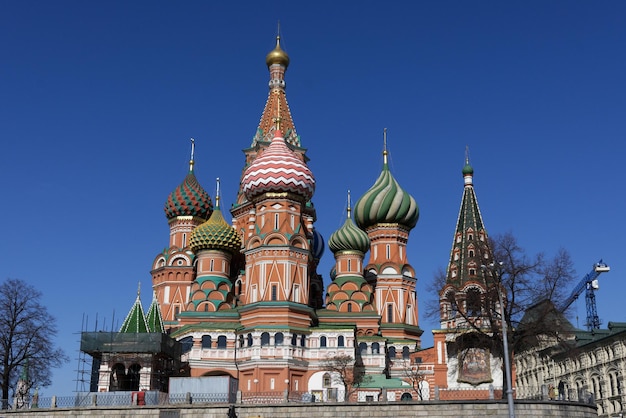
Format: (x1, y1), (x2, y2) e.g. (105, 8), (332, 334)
(5, 400), (597, 418)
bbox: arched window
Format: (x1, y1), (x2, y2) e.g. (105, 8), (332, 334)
(466, 288), (482, 316)
(320, 336), (327, 347)
(323, 373), (331, 388)
(180, 336), (193, 353)
(217, 335), (227, 349)
(359, 342), (368, 355)
(247, 333), (253, 347)
(388, 346), (397, 359)
(109, 363), (126, 391)
(347, 303), (353, 312)
(338, 335), (345, 347)
(275, 332), (284, 346)
(291, 334), (298, 346)
(261, 332), (270, 346)
(238, 335), (244, 348)
(300, 335), (306, 347)
(372, 342), (380, 354)
(202, 335), (212, 349)
(402, 346), (410, 359)
(127, 364), (141, 391)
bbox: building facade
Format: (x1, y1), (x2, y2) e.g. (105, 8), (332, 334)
(414, 156), (508, 400)
(515, 321), (626, 417)
(148, 36), (423, 399)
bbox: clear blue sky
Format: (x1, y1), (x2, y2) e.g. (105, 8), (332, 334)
(1, 1), (624, 397)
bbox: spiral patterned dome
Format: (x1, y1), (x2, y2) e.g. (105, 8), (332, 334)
(164, 170), (213, 220)
(353, 160), (419, 230)
(189, 206), (241, 254)
(329, 213), (370, 254)
(311, 228), (325, 261)
(242, 130), (315, 201)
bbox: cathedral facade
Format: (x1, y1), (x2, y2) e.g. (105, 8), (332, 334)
(149, 36), (422, 399)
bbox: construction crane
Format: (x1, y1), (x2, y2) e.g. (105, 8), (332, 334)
(561, 260), (610, 330)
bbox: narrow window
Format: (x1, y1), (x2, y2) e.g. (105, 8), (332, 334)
(180, 336), (193, 353)
(320, 336), (327, 347)
(300, 335), (306, 347)
(274, 213), (279, 230)
(469, 250), (474, 258)
(290, 214), (294, 229)
(291, 334), (298, 346)
(347, 259), (352, 271)
(217, 335), (227, 349)
(293, 284), (300, 303)
(247, 333), (253, 347)
(338, 336), (345, 347)
(403, 346), (410, 359)
(182, 233), (187, 247)
(347, 303), (352, 312)
(372, 342), (380, 354)
(386, 244), (391, 259)
(271, 285), (277, 301)
(210, 259), (214, 271)
(270, 378), (275, 390)
(387, 304), (394, 322)
(323, 373), (331, 388)
(202, 335), (212, 349)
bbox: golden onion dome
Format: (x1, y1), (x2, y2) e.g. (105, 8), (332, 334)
(265, 36), (290, 68)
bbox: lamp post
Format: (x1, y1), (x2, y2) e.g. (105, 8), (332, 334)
(483, 262), (515, 418)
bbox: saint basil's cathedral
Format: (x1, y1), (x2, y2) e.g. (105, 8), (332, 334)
(96, 34), (503, 401)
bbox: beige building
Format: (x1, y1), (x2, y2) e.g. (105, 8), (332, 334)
(515, 321), (626, 417)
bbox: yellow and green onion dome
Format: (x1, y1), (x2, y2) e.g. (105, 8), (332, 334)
(353, 160), (419, 230)
(329, 214), (370, 254)
(189, 206), (241, 254)
(164, 170), (213, 220)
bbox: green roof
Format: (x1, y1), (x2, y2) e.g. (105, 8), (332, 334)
(119, 292), (149, 333)
(358, 374), (410, 389)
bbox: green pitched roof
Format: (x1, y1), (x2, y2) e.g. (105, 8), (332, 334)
(145, 291), (165, 333)
(119, 291), (150, 333)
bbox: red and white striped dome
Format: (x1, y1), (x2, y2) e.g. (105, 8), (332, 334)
(242, 130), (315, 201)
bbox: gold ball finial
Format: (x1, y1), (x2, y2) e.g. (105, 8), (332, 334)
(265, 35), (290, 68)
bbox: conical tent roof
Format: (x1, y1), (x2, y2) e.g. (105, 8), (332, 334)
(119, 286), (150, 333)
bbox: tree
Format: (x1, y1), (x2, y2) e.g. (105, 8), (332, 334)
(320, 353), (368, 401)
(430, 232), (576, 397)
(402, 360), (428, 400)
(0, 278), (68, 408)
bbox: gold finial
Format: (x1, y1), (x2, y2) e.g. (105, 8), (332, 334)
(347, 189), (352, 219)
(383, 128), (388, 165)
(215, 177), (221, 208)
(265, 23), (290, 68)
(189, 138), (195, 172)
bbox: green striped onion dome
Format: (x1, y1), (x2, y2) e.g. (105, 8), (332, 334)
(328, 215), (370, 254)
(189, 207), (241, 254)
(353, 163), (419, 230)
(462, 163), (474, 175)
(164, 171), (213, 220)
